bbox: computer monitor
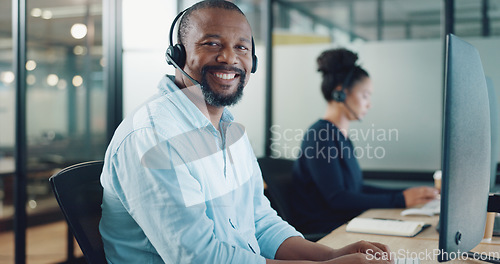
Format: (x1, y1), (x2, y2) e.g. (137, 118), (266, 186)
(486, 77), (499, 192)
(438, 34), (491, 262)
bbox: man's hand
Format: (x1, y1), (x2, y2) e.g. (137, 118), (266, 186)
(327, 252), (393, 264)
(270, 237), (393, 263)
(330, 240), (393, 263)
(403, 186), (439, 207)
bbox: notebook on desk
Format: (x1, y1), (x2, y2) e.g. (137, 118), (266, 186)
(346, 217), (431, 237)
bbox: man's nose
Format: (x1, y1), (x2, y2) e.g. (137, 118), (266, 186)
(216, 47), (237, 65)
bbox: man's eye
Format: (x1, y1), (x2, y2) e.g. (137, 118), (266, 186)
(203, 42), (219, 47)
(237, 45), (248, 51)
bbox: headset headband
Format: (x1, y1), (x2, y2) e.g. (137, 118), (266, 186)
(169, 9), (187, 47)
(342, 67), (356, 90)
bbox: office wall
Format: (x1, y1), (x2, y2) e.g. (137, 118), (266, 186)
(272, 37), (500, 172)
(120, 1), (500, 171)
(122, 0), (266, 155)
(122, 0), (173, 116)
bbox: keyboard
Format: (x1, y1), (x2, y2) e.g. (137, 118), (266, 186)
(395, 258), (420, 264)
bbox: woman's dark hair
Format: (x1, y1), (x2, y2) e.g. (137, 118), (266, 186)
(317, 48), (369, 101)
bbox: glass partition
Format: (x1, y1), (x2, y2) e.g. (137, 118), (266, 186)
(1, 0), (107, 262)
(0, 0), (15, 238)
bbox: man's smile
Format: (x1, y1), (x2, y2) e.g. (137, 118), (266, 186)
(205, 67), (244, 87)
(213, 72), (238, 80)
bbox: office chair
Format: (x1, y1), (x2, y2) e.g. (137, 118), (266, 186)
(257, 157), (326, 242)
(49, 161), (106, 264)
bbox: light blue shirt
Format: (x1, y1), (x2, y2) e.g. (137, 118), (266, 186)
(99, 75), (301, 263)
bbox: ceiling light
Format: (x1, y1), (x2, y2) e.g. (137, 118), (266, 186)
(41, 10), (53, 19)
(26, 74), (36, 85)
(57, 79), (67, 90)
(47, 74), (59, 86)
(72, 75), (83, 87)
(73, 45), (87, 55)
(0, 71), (15, 84)
(71, 23), (87, 39)
(31, 8), (42, 17)
(26, 60), (37, 71)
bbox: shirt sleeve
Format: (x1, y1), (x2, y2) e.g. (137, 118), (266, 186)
(106, 130), (266, 264)
(363, 184), (404, 194)
(251, 157), (303, 259)
(303, 135), (406, 210)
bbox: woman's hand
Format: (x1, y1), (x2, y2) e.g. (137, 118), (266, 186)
(403, 186), (439, 207)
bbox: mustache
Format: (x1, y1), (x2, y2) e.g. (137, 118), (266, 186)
(201, 65), (245, 76)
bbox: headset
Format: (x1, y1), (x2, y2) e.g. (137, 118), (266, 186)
(331, 67), (361, 121)
(165, 8), (258, 82)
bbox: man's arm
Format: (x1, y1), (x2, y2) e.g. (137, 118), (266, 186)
(273, 236), (335, 261)
(269, 236), (393, 264)
(105, 133), (267, 263)
(250, 157), (392, 264)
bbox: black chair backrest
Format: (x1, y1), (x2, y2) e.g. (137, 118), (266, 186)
(49, 161), (106, 264)
(257, 157), (295, 222)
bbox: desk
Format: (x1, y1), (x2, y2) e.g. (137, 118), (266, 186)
(318, 209), (500, 263)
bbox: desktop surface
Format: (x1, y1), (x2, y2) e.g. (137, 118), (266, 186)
(318, 208), (500, 263)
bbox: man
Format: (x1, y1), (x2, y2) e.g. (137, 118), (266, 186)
(99, 1), (393, 263)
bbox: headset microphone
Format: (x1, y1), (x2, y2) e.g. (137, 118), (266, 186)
(344, 101), (361, 122)
(165, 50), (202, 88)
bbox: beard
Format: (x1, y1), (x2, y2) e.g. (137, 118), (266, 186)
(200, 65), (246, 107)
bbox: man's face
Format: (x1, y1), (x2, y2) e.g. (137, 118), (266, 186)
(182, 8), (253, 107)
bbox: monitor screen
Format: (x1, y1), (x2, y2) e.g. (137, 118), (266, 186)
(438, 34), (491, 262)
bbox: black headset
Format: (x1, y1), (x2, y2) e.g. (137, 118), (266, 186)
(331, 67), (362, 121)
(331, 67), (356, 102)
(166, 8), (258, 74)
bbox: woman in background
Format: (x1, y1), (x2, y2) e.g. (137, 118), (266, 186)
(290, 48), (438, 234)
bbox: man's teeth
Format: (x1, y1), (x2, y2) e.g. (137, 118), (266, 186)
(214, 73), (236, 80)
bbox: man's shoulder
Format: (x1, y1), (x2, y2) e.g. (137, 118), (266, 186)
(108, 93), (189, 153)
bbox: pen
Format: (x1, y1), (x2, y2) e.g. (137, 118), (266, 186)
(372, 218), (404, 221)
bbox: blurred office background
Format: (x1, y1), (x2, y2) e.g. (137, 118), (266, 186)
(1, 0), (499, 263)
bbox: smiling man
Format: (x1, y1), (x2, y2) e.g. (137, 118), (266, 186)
(99, 1), (393, 263)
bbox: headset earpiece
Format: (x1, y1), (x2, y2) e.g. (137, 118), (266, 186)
(166, 43), (186, 69)
(331, 89), (346, 102)
(251, 54), (258, 73)
(251, 38), (258, 73)
(166, 10), (187, 69)
(332, 67), (356, 102)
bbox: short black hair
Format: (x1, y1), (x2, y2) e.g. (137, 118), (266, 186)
(177, 0), (246, 45)
(317, 48), (369, 101)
